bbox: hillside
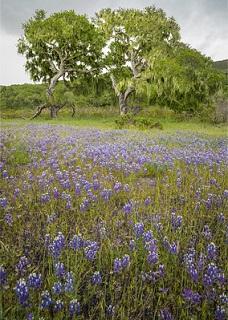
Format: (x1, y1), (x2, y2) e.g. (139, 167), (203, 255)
(214, 59), (228, 73)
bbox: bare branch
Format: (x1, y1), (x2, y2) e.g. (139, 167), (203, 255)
(30, 104), (48, 119)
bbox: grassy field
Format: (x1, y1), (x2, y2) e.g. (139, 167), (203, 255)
(0, 116), (227, 319)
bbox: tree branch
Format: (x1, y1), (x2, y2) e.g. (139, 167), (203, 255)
(30, 104), (48, 119)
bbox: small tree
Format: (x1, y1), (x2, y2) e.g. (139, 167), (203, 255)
(96, 6), (180, 115)
(18, 10), (103, 118)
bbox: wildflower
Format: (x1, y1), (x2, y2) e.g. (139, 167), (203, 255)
(215, 306), (226, 320)
(15, 279), (29, 306)
(40, 290), (52, 309)
(54, 262), (65, 278)
(171, 212), (183, 230)
(160, 308), (174, 320)
(40, 193), (50, 203)
(16, 256), (29, 274)
(143, 230), (153, 242)
(207, 242), (217, 260)
(69, 299), (80, 316)
(183, 288), (201, 304)
(0, 197), (7, 208)
(129, 239), (136, 251)
(64, 272), (74, 292)
(53, 299), (64, 312)
(147, 251), (158, 265)
(28, 273), (42, 288)
(113, 258), (122, 273)
(91, 271), (102, 285)
(84, 241), (99, 261)
(121, 254), (130, 268)
(134, 222), (144, 238)
(52, 281), (63, 295)
(4, 213), (13, 226)
(69, 234), (84, 251)
(48, 232), (65, 258)
(0, 266), (7, 286)
(123, 202), (133, 214)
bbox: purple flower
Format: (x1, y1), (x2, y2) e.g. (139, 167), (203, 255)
(113, 258), (122, 273)
(69, 299), (81, 316)
(84, 241), (99, 261)
(69, 235), (84, 251)
(54, 262), (65, 278)
(0, 197), (7, 208)
(147, 251), (158, 265)
(0, 266), (7, 286)
(215, 306), (226, 320)
(134, 222), (144, 238)
(143, 230), (153, 242)
(53, 299), (64, 312)
(4, 213), (13, 226)
(144, 197), (151, 206)
(207, 242), (217, 260)
(16, 256), (29, 275)
(171, 212), (183, 230)
(41, 290), (52, 309)
(91, 271), (102, 285)
(28, 273), (42, 288)
(52, 281), (63, 294)
(15, 279), (29, 306)
(160, 308), (174, 320)
(40, 193), (50, 203)
(48, 232), (65, 258)
(183, 288), (201, 305)
(64, 272), (74, 292)
(122, 254), (130, 268)
(123, 202), (133, 214)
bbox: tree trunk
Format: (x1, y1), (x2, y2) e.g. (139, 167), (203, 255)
(119, 93), (128, 116)
(50, 105), (58, 119)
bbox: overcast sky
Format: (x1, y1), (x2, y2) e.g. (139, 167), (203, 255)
(0, 0), (227, 85)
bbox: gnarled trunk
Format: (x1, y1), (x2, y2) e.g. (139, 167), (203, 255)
(119, 93), (128, 116)
(50, 105), (58, 118)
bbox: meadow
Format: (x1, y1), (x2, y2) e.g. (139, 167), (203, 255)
(0, 120), (227, 320)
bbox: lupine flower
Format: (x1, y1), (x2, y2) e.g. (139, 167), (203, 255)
(113, 258), (122, 273)
(147, 251), (159, 265)
(53, 299), (64, 312)
(40, 193), (50, 203)
(80, 198), (90, 211)
(143, 230), (153, 242)
(28, 273), (42, 288)
(16, 256), (29, 274)
(48, 232), (65, 258)
(69, 299), (81, 316)
(215, 306), (226, 320)
(40, 290), (52, 309)
(15, 279), (29, 306)
(113, 255), (130, 273)
(4, 213), (13, 226)
(171, 212), (183, 230)
(122, 254), (130, 268)
(52, 281), (63, 294)
(91, 271), (102, 285)
(0, 197), (7, 208)
(129, 239), (136, 251)
(144, 197), (151, 206)
(0, 266), (7, 286)
(123, 202), (133, 214)
(54, 262), (65, 278)
(134, 222), (144, 238)
(207, 242), (217, 260)
(217, 213), (225, 223)
(64, 272), (74, 292)
(183, 288), (201, 304)
(84, 241), (99, 261)
(69, 234), (84, 251)
(160, 308), (174, 320)
(26, 313), (34, 320)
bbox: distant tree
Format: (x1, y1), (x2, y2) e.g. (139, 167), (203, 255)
(96, 6), (180, 115)
(18, 10), (103, 118)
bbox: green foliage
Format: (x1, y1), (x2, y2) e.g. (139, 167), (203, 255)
(138, 45), (225, 114)
(115, 114), (163, 130)
(18, 10), (103, 83)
